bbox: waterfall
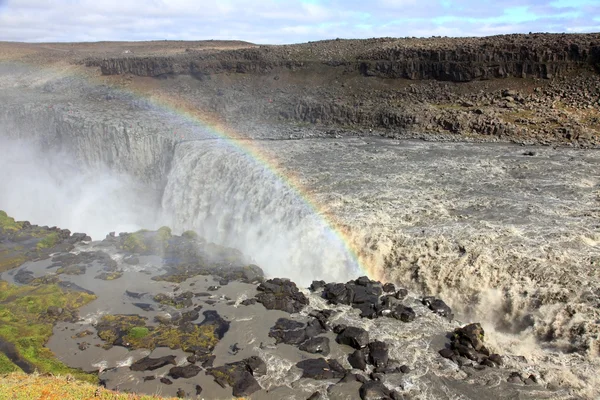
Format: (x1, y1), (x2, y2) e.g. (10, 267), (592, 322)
(160, 141), (359, 285)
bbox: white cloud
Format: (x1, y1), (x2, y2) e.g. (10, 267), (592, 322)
(0, 0), (598, 43)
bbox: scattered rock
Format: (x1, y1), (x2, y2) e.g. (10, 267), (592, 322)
(422, 296), (454, 320)
(131, 355), (177, 371)
(299, 337), (331, 356)
(296, 358), (345, 380)
(168, 364), (202, 379)
(255, 278), (309, 313)
(348, 349), (368, 370)
(368, 341), (389, 368)
(359, 380), (391, 400)
(336, 326), (369, 349)
(207, 357), (265, 397)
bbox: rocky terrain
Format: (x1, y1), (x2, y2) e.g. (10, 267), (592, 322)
(0, 211), (568, 399)
(1, 34), (599, 399)
(1, 33), (600, 147)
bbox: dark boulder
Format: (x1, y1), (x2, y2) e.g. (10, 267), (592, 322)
(272, 318), (305, 331)
(395, 289), (408, 299)
(323, 283), (354, 305)
(245, 355), (267, 376)
(309, 309), (335, 326)
(382, 283), (396, 293)
(241, 298), (256, 306)
(438, 348), (456, 360)
(269, 318), (307, 345)
(422, 296), (453, 320)
(168, 364), (202, 379)
(160, 377), (173, 385)
(359, 381), (392, 400)
(299, 337), (331, 356)
(348, 349), (368, 370)
(296, 358), (345, 380)
(132, 303), (154, 312)
(368, 341), (389, 368)
(199, 310), (230, 338)
(207, 357), (265, 397)
(130, 355), (177, 371)
(310, 280), (326, 291)
(355, 276), (372, 286)
(307, 391), (327, 400)
(327, 358), (346, 374)
(336, 326), (369, 349)
(455, 323), (485, 351)
(256, 278), (309, 313)
(305, 318), (327, 337)
(391, 305), (415, 322)
(487, 353), (503, 366)
(355, 302), (378, 319)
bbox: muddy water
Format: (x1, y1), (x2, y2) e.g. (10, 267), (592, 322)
(1, 239), (569, 399)
(160, 137), (599, 398)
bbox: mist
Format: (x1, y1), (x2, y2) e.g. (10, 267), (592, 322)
(0, 137), (161, 239)
(160, 141), (360, 285)
(0, 136), (360, 285)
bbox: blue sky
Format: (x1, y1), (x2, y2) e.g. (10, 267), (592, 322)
(0, 0), (598, 43)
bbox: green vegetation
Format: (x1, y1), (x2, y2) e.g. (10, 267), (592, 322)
(94, 270), (123, 280)
(128, 326), (150, 339)
(0, 210), (22, 232)
(122, 231), (148, 253)
(96, 314), (219, 352)
(36, 233), (59, 250)
(0, 281), (97, 383)
(156, 226), (172, 242)
(0, 252), (27, 273)
(0, 373), (178, 400)
(181, 230), (198, 240)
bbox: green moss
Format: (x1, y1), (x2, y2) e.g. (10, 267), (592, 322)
(157, 226), (172, 242)
(121, 233), (147, 253)
(0, 253), (27, 273)
(0, 281), (97, 383)
(36, 233), (59, 250)
(0, 210), (22, 232)
(181, 230), (198, 240)
(128, 327), (149, 339)
(97, 314), (219, 353)
(0, 352), (21, 374)
(94, 271), (123, 281)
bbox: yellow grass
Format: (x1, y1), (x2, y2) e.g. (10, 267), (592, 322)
(0, 372), (178, 400)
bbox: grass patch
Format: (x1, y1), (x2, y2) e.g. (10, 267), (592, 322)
(0, 210), (22, 232)
(128, 326), (149, 339)
(0, 253), (27, 273)
(0, 281), (97, 383)
(0, 373), (178, 400)
(121, 232), (148, 253)
(36, 233), (59, 250)
(181, 230), (198, 240)
(97, 314), (219, 352)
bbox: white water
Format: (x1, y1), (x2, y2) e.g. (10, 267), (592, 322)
(160, 141), (360, 285)
(0, 138), (161, 238)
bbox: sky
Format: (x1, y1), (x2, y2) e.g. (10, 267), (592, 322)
(0, 0), (599, 43)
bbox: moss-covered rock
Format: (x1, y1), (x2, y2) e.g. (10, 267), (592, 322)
(153, 292), (193, 309)
(0, 210), (22, 232)
(0, 211), (90, 273)
(95, 310), (226, 353)
(0, 281), (97, 383)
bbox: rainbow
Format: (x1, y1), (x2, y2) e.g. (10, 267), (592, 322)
(5, 59), (380, 280)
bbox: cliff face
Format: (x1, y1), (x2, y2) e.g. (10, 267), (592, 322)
(0, 96), (175, 188)
(91, 33), (600, 82)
